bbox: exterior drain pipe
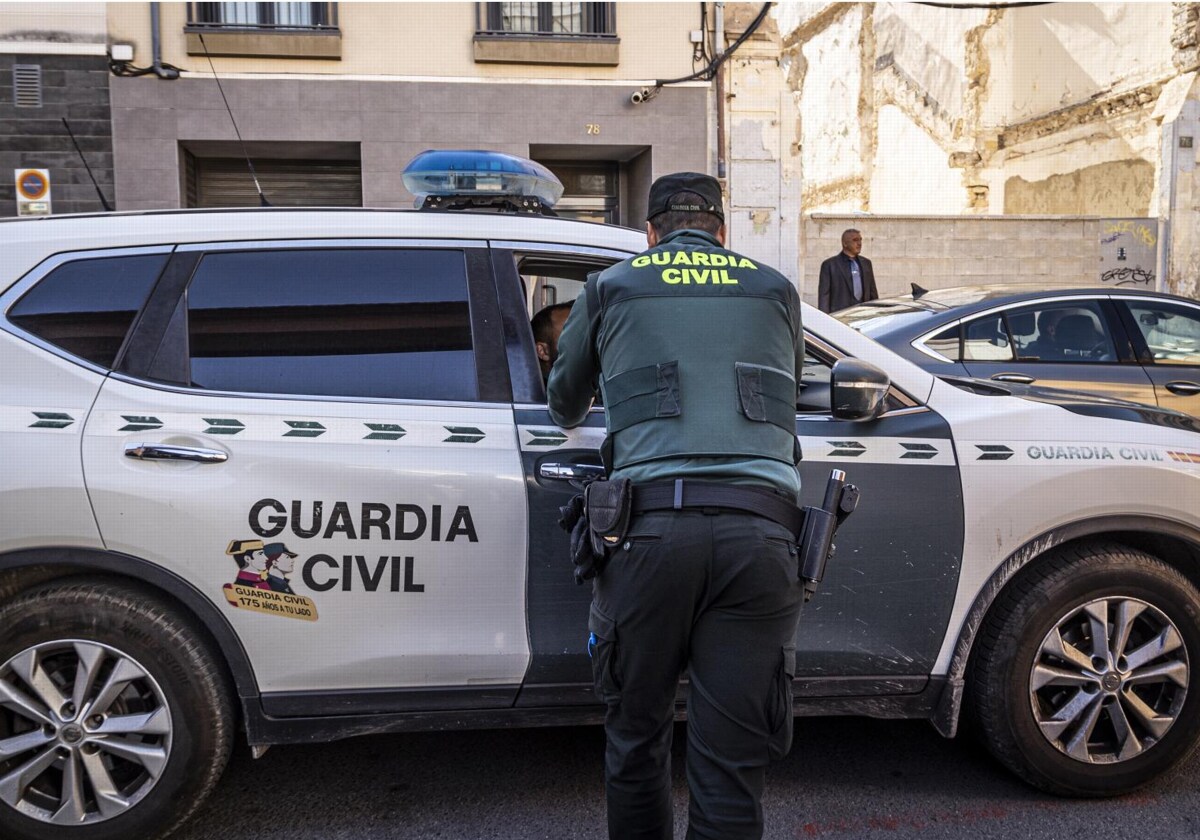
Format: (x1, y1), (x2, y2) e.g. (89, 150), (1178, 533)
(151, 3), (181, 80)
(715, 2), (727, 180)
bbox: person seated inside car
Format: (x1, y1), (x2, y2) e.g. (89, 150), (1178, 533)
(532, 301), (574, 383)
(1023, 309), (1068, 361)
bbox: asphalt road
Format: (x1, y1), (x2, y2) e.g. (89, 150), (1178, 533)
(174, 716), (1200, 840)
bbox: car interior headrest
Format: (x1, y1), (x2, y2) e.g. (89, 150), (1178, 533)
(1057, 314), (1098, 349)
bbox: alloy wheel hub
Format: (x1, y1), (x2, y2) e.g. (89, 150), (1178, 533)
(1030, 596), (1188, 765)
(0, 640), (173, 825)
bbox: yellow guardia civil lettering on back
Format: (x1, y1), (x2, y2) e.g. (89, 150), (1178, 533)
(661, 267), (739, 285)
(638, 249), (757, 285)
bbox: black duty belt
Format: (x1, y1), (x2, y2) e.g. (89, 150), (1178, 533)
(632, 479), (805, 536)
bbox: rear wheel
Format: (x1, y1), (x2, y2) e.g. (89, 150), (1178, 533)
(971, 542), (1200, 796)
(0, 580), (233, 840)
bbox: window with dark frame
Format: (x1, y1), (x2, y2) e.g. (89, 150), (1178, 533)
(8, 255), (169, 368)
(478, 2), (615, 37)
(185, 249), (477, 402)
(187, 2), (338, 30)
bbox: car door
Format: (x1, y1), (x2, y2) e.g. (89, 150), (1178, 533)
(494, 238), (966, 697)
(82, 241), (529, 711)
(958, 298), (1154, 404)
(1114, 296), (1200, 418)
(794, 337), (964, 688)
(489, 241), (625, 706)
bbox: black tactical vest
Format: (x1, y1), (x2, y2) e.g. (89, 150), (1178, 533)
(587, 229), (802, 472)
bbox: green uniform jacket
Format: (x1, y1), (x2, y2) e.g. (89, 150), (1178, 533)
(547, 229), (805, 497)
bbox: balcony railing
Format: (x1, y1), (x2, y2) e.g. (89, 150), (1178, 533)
(475, 2), (616, 39)
(186, 2), (338, 32)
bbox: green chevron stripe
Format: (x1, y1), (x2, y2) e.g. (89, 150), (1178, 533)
(119, 415), (163, 432)
(365, 423), (406, 441)
(204, 418), (245, 435)
(444, 426), (485, 444)
(526, 429), (568, 447)
(284, 421), (326, 438)
(29, 411), (74, 429)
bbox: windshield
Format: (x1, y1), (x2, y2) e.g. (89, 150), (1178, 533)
(834, 301), (942, 337)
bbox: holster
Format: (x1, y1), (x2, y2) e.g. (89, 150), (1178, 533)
(585, 477), (633, 557)
(557, 477), (632, 585)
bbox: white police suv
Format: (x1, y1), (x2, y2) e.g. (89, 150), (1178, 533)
(2, 153), (1200, 840)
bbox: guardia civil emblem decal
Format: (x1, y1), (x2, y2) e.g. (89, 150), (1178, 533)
(222, 539), (319, 621)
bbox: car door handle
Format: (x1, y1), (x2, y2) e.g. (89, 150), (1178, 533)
(124, 443), (228, 464)
(539, 462), (604, 481)
(991, 373), (1036, 384)
(1165, 381), (1200, 396)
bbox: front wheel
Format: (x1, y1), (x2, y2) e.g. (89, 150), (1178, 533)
(970, 542), (1200, 796)
(0, 579), (234, 840)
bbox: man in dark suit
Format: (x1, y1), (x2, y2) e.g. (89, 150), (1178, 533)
(817, 228), (879, 313)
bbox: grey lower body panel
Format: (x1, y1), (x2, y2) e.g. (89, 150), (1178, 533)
(246, 677), (945, 745)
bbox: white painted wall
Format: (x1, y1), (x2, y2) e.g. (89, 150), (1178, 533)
(873, 3), (987, 123)
(1007, 3), (1175, 123)
(0, 2), (106, 42)
(871, 105), (966, 214)
(799, 4), (863, 208)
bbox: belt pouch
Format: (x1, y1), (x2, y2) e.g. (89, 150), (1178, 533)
(585, 477), (633, 556)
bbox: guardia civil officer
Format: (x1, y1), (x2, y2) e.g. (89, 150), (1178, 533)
(547, 173), (806, 840)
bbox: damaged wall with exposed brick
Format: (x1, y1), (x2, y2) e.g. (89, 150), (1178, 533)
(737, 2), (1200, 296)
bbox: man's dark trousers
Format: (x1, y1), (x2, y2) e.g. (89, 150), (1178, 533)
(589, 509), (805, 840)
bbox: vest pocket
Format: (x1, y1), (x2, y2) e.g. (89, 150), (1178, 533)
(767, 645), (797, 760)
(736, 362), (797, 434)
(588, 603), (623, 704)
(605, 360), (681, 434)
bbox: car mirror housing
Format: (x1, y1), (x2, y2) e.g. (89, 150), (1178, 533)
(830, 358), (891, 421)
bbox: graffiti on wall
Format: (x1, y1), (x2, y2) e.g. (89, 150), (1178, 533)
(1099, 219), (1157, 287)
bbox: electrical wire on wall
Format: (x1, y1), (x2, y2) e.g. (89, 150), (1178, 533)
(631, 2), (771, 105)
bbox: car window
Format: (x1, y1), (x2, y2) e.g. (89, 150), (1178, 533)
(1126, 302), (1200, 366)
(515, 253), (615, 404)
(1004, 301), (1116, 363)
(185, 248), (477, 401)
(7, 253), (168, 368)
(962, 315), (1013, 361)
(923, 326), (961, 362)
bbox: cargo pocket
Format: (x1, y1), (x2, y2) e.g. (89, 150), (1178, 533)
(588, 603), (622, 705)
(604, 361), (681, 435)
(735, 362), (797, 434)
(767, 645), (797, 760)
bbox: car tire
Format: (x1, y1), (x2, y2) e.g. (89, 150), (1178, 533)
(0, 579), (234, 840)
(970, 541), (1200, 796)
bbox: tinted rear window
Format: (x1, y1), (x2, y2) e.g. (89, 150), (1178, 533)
(7, 254), (167, 367)
(186, 249), (477, 401)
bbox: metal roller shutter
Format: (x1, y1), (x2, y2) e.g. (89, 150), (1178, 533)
(187, 157), (363, 207)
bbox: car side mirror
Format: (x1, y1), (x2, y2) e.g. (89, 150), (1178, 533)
(830, 358), (891, 421)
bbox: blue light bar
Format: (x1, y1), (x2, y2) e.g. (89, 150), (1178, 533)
(402, 150), (565, 208)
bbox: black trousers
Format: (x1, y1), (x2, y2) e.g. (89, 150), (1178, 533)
(588, 509), (805, 840)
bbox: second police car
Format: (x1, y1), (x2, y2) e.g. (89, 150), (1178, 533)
(1, 152), (1200, 840)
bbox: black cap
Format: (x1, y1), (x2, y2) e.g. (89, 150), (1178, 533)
(646, 172), (724, 223)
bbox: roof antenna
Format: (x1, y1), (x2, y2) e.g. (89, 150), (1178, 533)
(911, 282), (929, 299)
(197, 32), (270, 207)
(61, 118), (112, 211)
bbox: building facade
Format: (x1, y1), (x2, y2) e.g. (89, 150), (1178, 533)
(98, 2), (711, 227)
(0, 2), (114, 216)
(723, 1), (1200, 297)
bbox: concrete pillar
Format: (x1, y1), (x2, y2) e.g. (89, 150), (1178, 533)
(1155, 71), (1200, 298)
